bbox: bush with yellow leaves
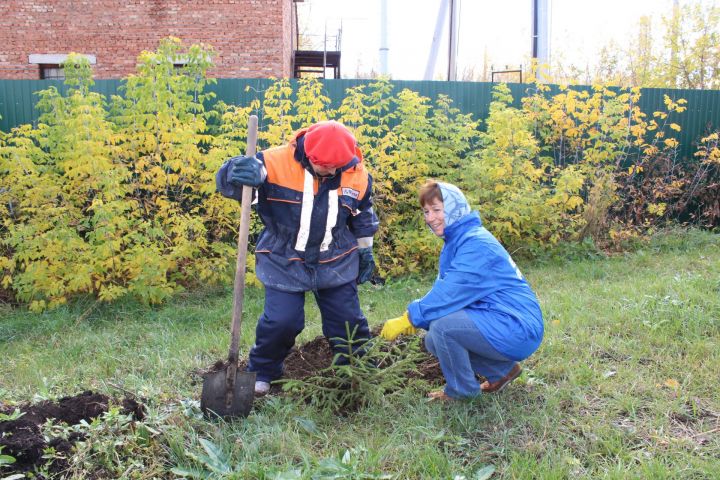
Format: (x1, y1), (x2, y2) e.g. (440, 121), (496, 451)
(0, 39), (706, 311)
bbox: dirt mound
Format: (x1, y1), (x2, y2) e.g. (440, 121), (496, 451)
(0, 391), (145, 478)
(281, 336), (445, 384)
(201, 335), (445, 388)
(283, 336), (336, 379)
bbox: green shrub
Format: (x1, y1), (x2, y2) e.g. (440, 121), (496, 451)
(1, 38), (714, 311)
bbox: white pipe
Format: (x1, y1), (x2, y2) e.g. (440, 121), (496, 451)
(532, 0), (550, 76)
(424, 0), (449, 80)
(448, 0), (459, 81)
(380, 0), (389, 75)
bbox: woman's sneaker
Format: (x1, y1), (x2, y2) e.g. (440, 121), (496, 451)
(254, 381), (271, 396)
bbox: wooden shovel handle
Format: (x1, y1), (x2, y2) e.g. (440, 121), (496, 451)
(228, 115), (258, 366)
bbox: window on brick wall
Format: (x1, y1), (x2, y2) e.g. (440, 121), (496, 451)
(40, 64), (65, 80)
(29, 54), (96, 80)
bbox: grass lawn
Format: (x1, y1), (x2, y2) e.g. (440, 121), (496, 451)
(1, 229), (719, 479)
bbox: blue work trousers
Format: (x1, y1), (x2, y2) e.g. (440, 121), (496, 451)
(425, 310), (517, 399)
(247, 282), (370, 383)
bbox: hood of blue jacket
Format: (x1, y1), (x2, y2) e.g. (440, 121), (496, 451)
(434, 182), (479, 239)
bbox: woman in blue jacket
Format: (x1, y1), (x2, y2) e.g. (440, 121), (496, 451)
(380, 181), (544, 400)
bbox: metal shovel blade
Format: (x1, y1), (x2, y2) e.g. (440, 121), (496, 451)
(200, 369), (256, 419)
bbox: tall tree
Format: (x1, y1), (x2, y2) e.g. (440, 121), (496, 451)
(550, 1), (719, 89)
(660, 1), (720, 89)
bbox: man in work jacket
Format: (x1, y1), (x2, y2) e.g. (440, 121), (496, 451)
(216, 120), (379, 395)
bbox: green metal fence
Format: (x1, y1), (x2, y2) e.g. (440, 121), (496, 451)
(1, 78), (719, 161)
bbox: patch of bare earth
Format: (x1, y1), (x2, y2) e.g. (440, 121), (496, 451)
(0, 391), (145, 478)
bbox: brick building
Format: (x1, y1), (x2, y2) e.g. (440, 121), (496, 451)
(0, 0), (299, 79)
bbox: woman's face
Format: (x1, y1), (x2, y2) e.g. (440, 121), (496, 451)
(422, 198), (445, 237)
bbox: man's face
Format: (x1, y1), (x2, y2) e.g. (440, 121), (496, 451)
(309, 161), (337, 177)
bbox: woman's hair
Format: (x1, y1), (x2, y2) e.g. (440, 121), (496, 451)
(419, 180), (443, 207)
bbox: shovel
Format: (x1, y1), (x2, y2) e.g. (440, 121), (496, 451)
(201, 115), (259, 419)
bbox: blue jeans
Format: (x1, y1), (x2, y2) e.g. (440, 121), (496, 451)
(425, 310), (516, 399)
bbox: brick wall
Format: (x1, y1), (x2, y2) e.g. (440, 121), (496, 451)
(0, 0), (295, 79)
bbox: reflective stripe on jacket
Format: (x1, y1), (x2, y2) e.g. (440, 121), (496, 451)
(216, 134), (379, 292)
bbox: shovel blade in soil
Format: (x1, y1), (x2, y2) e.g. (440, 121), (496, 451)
(200, 370), (256, 419)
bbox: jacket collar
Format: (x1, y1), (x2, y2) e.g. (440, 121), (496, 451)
(443, 211), (481, 241)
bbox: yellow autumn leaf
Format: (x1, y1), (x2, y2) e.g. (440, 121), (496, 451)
(647, 203), (666, 216)
(551, 109), (566, 122)
(566, 96), (576, 112)
(664, 138), (679, 148)
(566, 195), (584, 209)
(29, 300), (47, 313)
(669, 123), (681, 132)
(664, 379), (680, 389)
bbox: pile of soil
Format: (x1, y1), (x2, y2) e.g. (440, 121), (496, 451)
(280, 335), (445, 384)
(0, 391), (145, 478)
(201, 335), (445, 392)
(283, 336), (337, 379)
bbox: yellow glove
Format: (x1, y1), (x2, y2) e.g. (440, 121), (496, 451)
(380, 312), (418, 341)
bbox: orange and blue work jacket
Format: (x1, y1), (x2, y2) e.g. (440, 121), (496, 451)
(216, 131), (379, 292)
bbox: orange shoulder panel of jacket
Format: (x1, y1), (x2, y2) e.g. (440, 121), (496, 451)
(340, 160), (369, 199)
(262, 144), (305, 192)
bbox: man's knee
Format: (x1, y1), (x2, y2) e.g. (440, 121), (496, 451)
(264, 310), (302, 329)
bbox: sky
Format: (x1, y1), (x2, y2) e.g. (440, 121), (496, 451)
(297, 0), (679, 80)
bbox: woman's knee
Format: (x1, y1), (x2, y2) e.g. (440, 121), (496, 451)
(425, 322), (452, 355)
(424, 330), (436, 355)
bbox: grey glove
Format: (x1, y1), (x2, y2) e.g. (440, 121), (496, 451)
(357, 247), (375, 284)
(229, 155), (264, 187)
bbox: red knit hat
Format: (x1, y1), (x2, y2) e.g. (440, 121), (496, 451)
(303, 121), (357, 168)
